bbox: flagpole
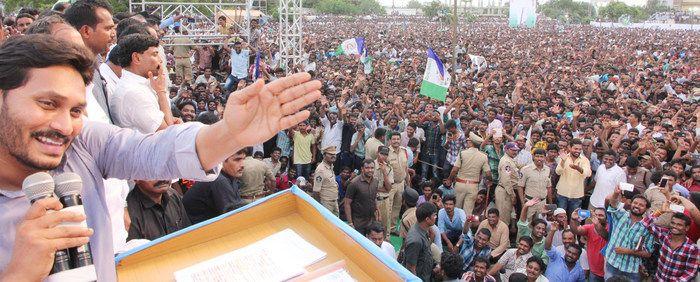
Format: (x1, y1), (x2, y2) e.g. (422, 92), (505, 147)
(451, 0), (458, 73)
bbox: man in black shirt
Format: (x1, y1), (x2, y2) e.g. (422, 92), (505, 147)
(344, 159), (379, 234)
(404, 202), (437, 281)
(127, 180), (192, 241)
(183, 149), (246, 223)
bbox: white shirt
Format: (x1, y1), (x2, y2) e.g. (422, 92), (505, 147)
(320, 115), (344, 151)
(110, 70), (164, 134)
(626, 122), (646, 134)
(195, 74), (218, 90)
(590, 164), (627, 208)
(98, 63), (119, 95)
(515, 149), (533, 168)
(380, 241), (396, 259)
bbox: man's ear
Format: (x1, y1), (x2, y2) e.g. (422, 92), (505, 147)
(78, 25), (91, 38)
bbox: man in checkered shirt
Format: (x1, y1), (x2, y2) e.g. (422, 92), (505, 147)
(642, 201), (699, 281)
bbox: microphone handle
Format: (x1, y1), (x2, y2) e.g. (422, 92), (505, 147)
(29, 196), (72, 274)
(59, 194), (93, 268)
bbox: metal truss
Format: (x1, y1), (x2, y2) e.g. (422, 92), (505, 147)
(278, 0), (303, 73)
(129, 0), (267, 46)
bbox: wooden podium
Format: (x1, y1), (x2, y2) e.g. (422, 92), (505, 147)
(115, 186), (419, 281)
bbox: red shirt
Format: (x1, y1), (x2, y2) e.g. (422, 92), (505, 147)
(688, 181), (700, 193)
(583, 224), (608, 277)
(276, 174), (296, 191)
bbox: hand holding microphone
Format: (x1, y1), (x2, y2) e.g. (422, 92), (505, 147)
(2, 173), (93, 282)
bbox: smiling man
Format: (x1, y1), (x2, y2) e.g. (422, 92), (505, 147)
(0, 35), (320, 281)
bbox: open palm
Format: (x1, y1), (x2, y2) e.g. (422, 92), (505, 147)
(223, 72), (322, 147)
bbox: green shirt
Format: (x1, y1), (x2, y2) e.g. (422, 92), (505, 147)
(516, 220), (549, 265)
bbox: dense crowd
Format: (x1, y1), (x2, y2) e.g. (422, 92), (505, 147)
(1, 1), (699, 281)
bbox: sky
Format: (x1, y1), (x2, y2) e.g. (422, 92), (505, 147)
(379, 0), (649, 8)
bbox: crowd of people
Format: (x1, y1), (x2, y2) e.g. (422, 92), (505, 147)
(0, 1), (699, 281)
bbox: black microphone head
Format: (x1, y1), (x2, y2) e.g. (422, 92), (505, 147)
(22, 172), (55, 202)
(54, 172), (83, 197)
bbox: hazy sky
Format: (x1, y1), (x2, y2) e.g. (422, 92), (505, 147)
(379, 0), (648, 8)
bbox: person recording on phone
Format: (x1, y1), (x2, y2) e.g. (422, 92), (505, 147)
(645, 170), (682, 226)
(517, 198), (550, 265)
(0, 35), (321, 281)
(570, 207), (609, 281)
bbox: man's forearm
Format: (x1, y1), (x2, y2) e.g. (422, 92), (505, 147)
(195, 122), (244, 171)
(157, 93), (175, 125)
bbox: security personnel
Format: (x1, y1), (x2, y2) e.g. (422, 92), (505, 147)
(374, 146), (394, 233)
(314, 146), (340, 216)
(172, 33), (194, 82)
(239, 147), (275, 204)
(387, 133), (410, 233)
(495, 142), (521, 225)
(448, 132), (491, 215)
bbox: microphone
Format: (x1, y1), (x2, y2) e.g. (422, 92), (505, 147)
(54, 173), (93, 269)
(22, 172), (72, 274)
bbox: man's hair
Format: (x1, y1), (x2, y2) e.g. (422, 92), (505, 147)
(445, 119), (457, 129)
(52, 2), (71, 12)
(0, 35), (94, 92)
(272, 147), (282, 153)
(546, 143), (559, 151)
(473, 256), (490, 268)
(533, 148), (546, 156)
(632, 194), (651, 209)
(374, 127), (387, 138)
(25, 15), (68, 35)
(570, 138), (583, 146)
(118, 23), (150, 39)
(416, 202), (437, 222)
(476, 228), (491, 238)
(362, 159), (374, 167)
(508, 272), (528, 282)
(602, 149), (618, 159)
(487, 207), (500, 217)
(116, 18), (143, 38)
(16, 13), (34, 22)
(196, 111), (219, 125)
(526, 256), (545, 272)
(439, 252), (463, 279)
(442, 194), (456, 205)
(565, 242), (582, 256)
(532, 218), (547, 229)
(518, 236), (534, 247)
(64, 0), (113, 29)
(673, 212), (691, 226)
(626, 156), (640, 168)
(243, 147), (254, 156)
(115, 33), (159, 67)
(662, 169), (679, 180)
(366, 221), (385, 235)
(407, 137), (419, 148)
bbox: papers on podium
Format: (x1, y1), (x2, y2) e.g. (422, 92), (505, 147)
(174, 229), (327, 282)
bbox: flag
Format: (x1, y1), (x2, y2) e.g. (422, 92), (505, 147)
(360, 50), (373, 74)
(335, 38), (365, 56)
(420, 48), (451, 102)
(253, 51), (261, 79)
(468, 54), (487, 72)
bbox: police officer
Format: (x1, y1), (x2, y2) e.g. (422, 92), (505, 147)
(495, 142), (520, 225)
(448, 132), (491, 215)
(240, 147), (275, 204)
(314, 146), (340, 216)
(387, 133), (410, 233)
(375, 146), (394, 233)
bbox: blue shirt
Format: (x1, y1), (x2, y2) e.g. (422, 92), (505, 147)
(604, 206), (654, 273)
(437, 208), (466, 234)
(545, 249), (586, 282)
(459, 229), (492, 271)
(230, 49), (250, 79)
(276, 131), (292, 157)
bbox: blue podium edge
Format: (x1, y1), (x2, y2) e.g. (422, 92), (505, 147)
(115, 186), (419, 281)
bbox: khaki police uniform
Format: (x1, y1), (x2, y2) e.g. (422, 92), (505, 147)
(239, 156), (274, 204)
(374, 159), (394, 233)
(314, 160), (339, 216)
(387, 146), (409, 233)
(453, 147), (489, 214)
(172, 37), (194, 81)
(495, 154), (519, 225)
(518, 164), (551, 220)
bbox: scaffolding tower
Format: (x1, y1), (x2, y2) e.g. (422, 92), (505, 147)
(278, 0), (303, 73)
(129, 0), (267, 46)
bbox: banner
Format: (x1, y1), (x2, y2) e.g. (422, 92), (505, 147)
(419, 48), (451, 102)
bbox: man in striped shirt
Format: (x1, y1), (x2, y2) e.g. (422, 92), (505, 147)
(604, 186), (654, 281)
(642, 202), (699, 281)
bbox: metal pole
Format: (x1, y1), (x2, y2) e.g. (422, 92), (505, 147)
(451, 0), (458, 72)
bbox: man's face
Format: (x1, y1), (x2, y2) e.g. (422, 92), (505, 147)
(545, 132), (556, 143)
(270, 150), (281, 161)
(390, 135), (400, 148)
(324, 152), (336, 163)
(367, 230), (384, 247)
(361, 163), (374, 178)
(328, 112), (338, 123)
(526, 261), (542, 279)
(223, 153), (245, 177)
(16, 17), (33, 34)
(562, 231), (575, 245)
(0, 66), (86, 171)
(515, 138), (526, 149)
(135, 46), (163, 77)
(630, 197), (649, 216)
(602, 154), (615, 169)
(475, 231), (489, 249)
(671, 163), (684, 176)
(533, 222), (547, 238)
(473, 261), (488, 278)
(233, 43), (242, 53)
(546, 149), (558, 160)
(692, 168), (700, 181)
(594, 209), (607, 224)
(533, 153), (545, 166)
(181, 104), (196, 122)
(569, 144), (582, 158)
(136, 179), (171, 195)
(84, 7), (116, 55)
(564, 245), (581, 264)
(204, 68), (212, 77)
(487, 213), (498, 226)
(670, 217), (689, 236)
(556, 213), (567, 226)
(444, 200), (455, 214)
(506, 146), (519, 158)
(517, 239), (531, 255)
(406, 126), (415, 136)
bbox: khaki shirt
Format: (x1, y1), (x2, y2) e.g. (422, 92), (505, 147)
(498, 154), (519, 194)
(400, 207), (417, 239)
(518, 164), (552, 200)
(364, 137), (383, 161)
(373, 159), (394, 193)
(644, 186), (677, 226)
(239, 156), (273, 196)
(313, 161), (338, 199)
(454, 148), (489, 181)
(388, 146), (408, 183)
(172, 37), (194, 58)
